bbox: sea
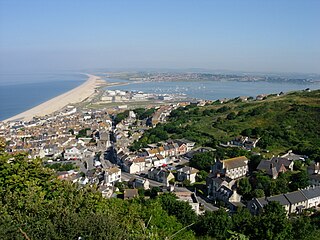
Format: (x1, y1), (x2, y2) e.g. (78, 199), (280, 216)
(0, 72), (319, 121)
(0, 73), (86, 121)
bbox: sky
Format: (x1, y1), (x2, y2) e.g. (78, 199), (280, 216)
(0, 0), (319, 74)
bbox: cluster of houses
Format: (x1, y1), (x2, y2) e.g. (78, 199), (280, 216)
(248, 186), (320, 215)
(206, 156), (249, 210)
(222, 135), (260, 150)
(56, 158), (122, 198)
(1, 107), (113, 160)
(116, 138), (195, 174)
(205, 151), (320, 213)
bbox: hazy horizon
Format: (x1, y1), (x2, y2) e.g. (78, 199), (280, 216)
(1, 0), (320, 76)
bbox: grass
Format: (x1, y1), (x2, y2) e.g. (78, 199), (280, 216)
(135, 89), (320, 157)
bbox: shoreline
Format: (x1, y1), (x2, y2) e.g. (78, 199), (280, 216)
(3, 74), (105, 122)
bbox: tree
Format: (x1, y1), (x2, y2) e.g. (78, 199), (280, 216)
(291, 216), (316, 240)
(252, 189), (265, 198)
(248, 155), (262, 172)
(150, 186), (161, 198)
(227, 112), (237, 120)
(0, 151), (196, 239)
(227, 231), (249, 240)
(237, 177), (252, 197)
(252, 202), (292, 240)
(183, 179), (191, 187)
(289, 170), (309, 191)
(196, 170), (208, 182)
(194, 209), (233, 239)
(231, 208), (253, 237)
(158, 193), (197, 225)
(190, 151), (215, 171)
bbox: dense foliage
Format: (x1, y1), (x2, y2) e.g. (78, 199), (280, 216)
(134, 108), (156, 120)
(1, 150), (320, 239)
(46, 162), (76, 171)
(0, 152), (195, 239)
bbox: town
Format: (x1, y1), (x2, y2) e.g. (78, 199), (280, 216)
(1, 90), (319, 217)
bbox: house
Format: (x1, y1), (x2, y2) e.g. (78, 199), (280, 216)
(104, 166), (121, 186)
(123, 157), (146, 174)
(231, 136), (247, 147)
(307, 162), (320, 175)
(247, 187), (320, 215)
(206, 174), (242, 211)
(243, 138), (260, 150)
(123, 189), (139, 200)
(176, 166), (199, 184)
(97, 130), (110, 150)
(153, 154), (167, 167)
(82, 149), (96, 171)
(148, 167), (175, 186)
(177, 139), (196, 152)
(211, 156), (249, 180)
(309, 174), (320, 186)
(99, 185), (113, 198)
(157, 146), (166, 156)
(185, 146), (215, 159)
(57, 170), (78, 180)
(308, 162), (320, 185)
(64, 146), (82, 160)
(39, 144), (60, 158)
(130, 177), (150, 190)
(247, 194), (291, 215)
(281, 151), (306, 161)
(284, 190), (308, 214)
(301, 186), (320, 208)
(230, 136), (259, 150)
(207, 175), (235, 199)
(174, 191), (200, 215)
(257, 157), (294, 179)
(247, 197), (268, 215)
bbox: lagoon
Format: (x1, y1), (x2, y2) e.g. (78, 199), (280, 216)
(105, 78), (319, 100)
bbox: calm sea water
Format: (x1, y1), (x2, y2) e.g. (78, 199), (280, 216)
(105, 78), (320, 101)
(0, 73), (86, 120)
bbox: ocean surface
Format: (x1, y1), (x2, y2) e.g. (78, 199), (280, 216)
(0, 73), (86, 120)
(105, 78), (320, 101)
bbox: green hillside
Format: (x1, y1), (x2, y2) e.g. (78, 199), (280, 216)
(132, 89), (320, 160)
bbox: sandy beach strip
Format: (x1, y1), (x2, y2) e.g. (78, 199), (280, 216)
(3, 74), (105, 122)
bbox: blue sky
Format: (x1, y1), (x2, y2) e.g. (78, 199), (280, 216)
(0, 0), (319, 73)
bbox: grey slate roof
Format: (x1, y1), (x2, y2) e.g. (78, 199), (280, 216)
(301, 186), (320, 199)
(284, 191), (307, 204)
(268, 194), (290, 206)
(256, 197), (268, 208)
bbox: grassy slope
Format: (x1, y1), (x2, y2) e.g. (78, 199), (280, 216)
(138, 89), (320, 157)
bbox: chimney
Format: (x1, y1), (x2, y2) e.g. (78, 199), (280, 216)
(216, 173), (221, 178)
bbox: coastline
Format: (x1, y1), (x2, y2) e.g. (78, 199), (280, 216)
(3, 74), (105, 122)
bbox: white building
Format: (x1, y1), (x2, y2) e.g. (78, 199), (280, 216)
(212, 156), (249, 180)
(104, 167), (121, 186)
(64, 146), (82, 160)
(301, 186), (320, 208)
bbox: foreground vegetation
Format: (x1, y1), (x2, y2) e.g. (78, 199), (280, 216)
(1, 147), (320, 239)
